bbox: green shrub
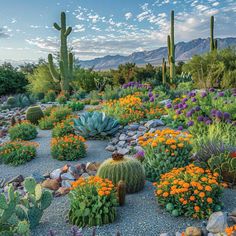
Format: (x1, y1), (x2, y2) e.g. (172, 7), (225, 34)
(102, 85), (120, 101)
(51, 135), (86, 161)
(43, 106), (56, 117)
(45, 90), (56, 102)
(26, 106), (44, 124)
(56, 92), (68, 104)
(50, 106), (72, 122)
(52, 120), (75, 138)
(7, 96), (16, 107)
(69, 176), (117, 227)
(66, 100), (84, 111)
(73, 112), (120, 139)
(97, 153), (145, 193)
(0, 141), (38, 166)
(9, 121), (38, 141)
(38, 116), (55, 130)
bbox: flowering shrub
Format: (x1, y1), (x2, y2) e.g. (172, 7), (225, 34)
(56, 92), (68, 104)
(50, 106), (72, 122)
(52, 120), (75, 138)
(51, 134), (86, 161)
(66, 100), (84, 111)
(102, 94), (165, 124)
(9, 121), (38, 141)
(138, 128), (192, 181)
(38, 116), (55, 130)
(0, 141), (38, 165)
(69, 176), (117, 227)
(154, 164), (224, 219)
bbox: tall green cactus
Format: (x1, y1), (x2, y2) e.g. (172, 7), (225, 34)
(210, 16), (217, 52)
(167, 10), (175, 83)
(162, 58), (167, 84)
(48, 12), (73, 93)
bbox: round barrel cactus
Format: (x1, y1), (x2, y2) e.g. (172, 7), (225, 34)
(97, 153), (145, 193)
(26, 106), (44, 124)
(7, 96), (16, 107)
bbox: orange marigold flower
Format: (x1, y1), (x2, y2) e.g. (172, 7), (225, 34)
(205, 186), (212, 192)
(194, 206), (200, 212)
(199, 192), (205, 198)
(163, 192), (169, 197)
(207, 198), (213, 204)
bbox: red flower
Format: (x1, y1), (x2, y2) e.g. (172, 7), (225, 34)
(230, 151), (236, 158)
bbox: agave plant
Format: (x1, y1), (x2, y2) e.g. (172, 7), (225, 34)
(73, 112), (120, 138)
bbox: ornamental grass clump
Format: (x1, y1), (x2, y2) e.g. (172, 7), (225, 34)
(51, 134), (86, 161)
(69, 176), (118, 227)
(0, 141), (38, 166)
(154, 164), (224, 219)
(138, 128), (192, 182)
(9, 121), (38, 141)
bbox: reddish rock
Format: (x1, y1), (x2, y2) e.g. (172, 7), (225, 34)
(41, 179), (60, 191)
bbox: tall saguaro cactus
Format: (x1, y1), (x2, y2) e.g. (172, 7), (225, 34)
(210, 15), (217, 52)
(48, 12), (73, 93)
(167, 10), (175, 83)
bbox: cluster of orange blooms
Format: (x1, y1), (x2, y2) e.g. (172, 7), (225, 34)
(51, 134), (86, 147)
(0, 141), (39, 155)
(71, 176), (115, 197)
(145, 107), (166, 119)
(225, 225), (236, 236)
(138, 128), (192, 148)
(154, 164), (225, 219)
(53, 119), (74, 128)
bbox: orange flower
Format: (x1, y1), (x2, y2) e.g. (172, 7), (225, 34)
(163, 192), (169, 197)
(199, 192), (205, 198)
(207, 198), (213, 204)
(205, 186), (212, 192)
(194, 206), (200, 212)
(189, 196), (195, 201)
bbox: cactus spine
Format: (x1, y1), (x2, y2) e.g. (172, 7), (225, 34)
(162, 58), (167, 84)
(97, 153), (145, 193)
(167, 10), (175, 83)
(48, 12), (73, 93)
(117, 180), (126, 206)
(210, 16), (217, 52)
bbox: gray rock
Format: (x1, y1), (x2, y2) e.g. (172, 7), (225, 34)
(61, 172), (75, 181)
(68, 166), (78, 176)
(160, 99), (171, 105)
(175, 232), (182, 236)
(138, 126), (147, 131)
(129, 124), (139, 131)
(61, 180), (72, 188)
(6, 175), (24, 185)
(111, 138), (119, 145)
(118, 140), (126, 147)
(105, 145), (116, 152)
(117, 147), (130, 155)
(119, 134), (127, 141)
(145, 119), (164, 129)
(50, 168), (62, 179)
(160, 233), (172, 236)
(206, 211), (228, 233)
(127, 131), (135, 137)
(81, 173), (90, 178)
(31, 172), (45, 183)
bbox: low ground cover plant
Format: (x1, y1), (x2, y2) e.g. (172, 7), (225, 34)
(0, 141), (38, 165)
(154, 164), (224, 219)
(138, 128), (192, 182)
(69, 176), (117, 227)
(66, 100), (84, 111)
(51, 134), (86, 161)
(9, 121), (38, 141)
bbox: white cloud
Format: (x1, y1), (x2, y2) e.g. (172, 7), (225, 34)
(74, 24), (85, 32)
(125, 12), (132, 20)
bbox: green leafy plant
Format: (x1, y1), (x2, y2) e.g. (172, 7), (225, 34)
(9, 121), (38, 141)
(73, 112), (120, 139)
(0, 141), (38, 166)
(6, 96), (16, 107)
(50, 106), (72, 122)
(26, 106), (44, 124)
(52, 120), (75, 138)
(51, 134), (86, 161)
(45, 90), (57, 102)
(38, 116), (55, 130)
(97, 153), (145, 193)
(66, 100), (84, 111)
(69, 176), (117, 227)
(56, 92), (68, 104)
(139, 128), (192, 182)
(208, 151), (236, 185)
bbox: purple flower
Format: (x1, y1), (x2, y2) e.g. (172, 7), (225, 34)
(211, 109), (217, 116)
(209, 88), (215, 92)
(233, 93), (236, 97)
(135, 150), (145, 158)
(178, 126), (183, 130)
(197, 116), (204, 122)
(149, 96), (154, 102)
(148, 92), (153, 98)
(205, 119), (212, 125)
(223, 112), (230, 120)
(201, 91), (207, 98)
(216, 110), (223, 119)
(183, 104), (188, 109)
(182, 98), (188, 103)
(178, 103), (183, 109)
(195, 106), (201, 111)
(187, 120), (194, 127)
(191, 97), (197, 102)
(174, 104), (178, 110)
(218, 92), (224, 97)
(226, 119), (232, 124)
(186, 111), (192, 117)
(166, 103), (172, 109)
(155, 94), (159, 98)
(176, 110), (182, 115)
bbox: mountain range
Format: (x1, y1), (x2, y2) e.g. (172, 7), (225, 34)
(78, 37), (236, 70)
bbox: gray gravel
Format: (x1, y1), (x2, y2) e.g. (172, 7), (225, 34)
(1, 129), (236, 236)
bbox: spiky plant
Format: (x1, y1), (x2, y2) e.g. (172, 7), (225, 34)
(26, 106), (44, 124)
(117, 180), (126, 206)
(162, 58), (167, 84)
(97, 153), (145, 193)
(210, 15), (217, 52)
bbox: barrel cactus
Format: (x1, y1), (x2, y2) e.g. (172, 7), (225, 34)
(26, 106), (44, 124)
(73, 112), (120, 138)
(7, 96), (16, 107)
(97, 153), (145, 193)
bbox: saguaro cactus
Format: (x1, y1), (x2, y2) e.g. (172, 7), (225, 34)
(48, 12), (73, 93)
(210, 15), (217, 52)
(162, 58), (167, 84)
(167, 10), (175, 83)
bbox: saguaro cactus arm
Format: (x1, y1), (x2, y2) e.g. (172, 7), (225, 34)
(48, 54), (60, 82)
(210, 15), (217, 52)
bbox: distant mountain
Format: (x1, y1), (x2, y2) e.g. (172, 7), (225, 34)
(78, 37), (236, 70)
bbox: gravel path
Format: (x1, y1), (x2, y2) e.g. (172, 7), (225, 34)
(1, 129), (236, 236)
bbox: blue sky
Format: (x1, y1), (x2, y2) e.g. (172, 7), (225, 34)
(0, 0), (236, 61)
